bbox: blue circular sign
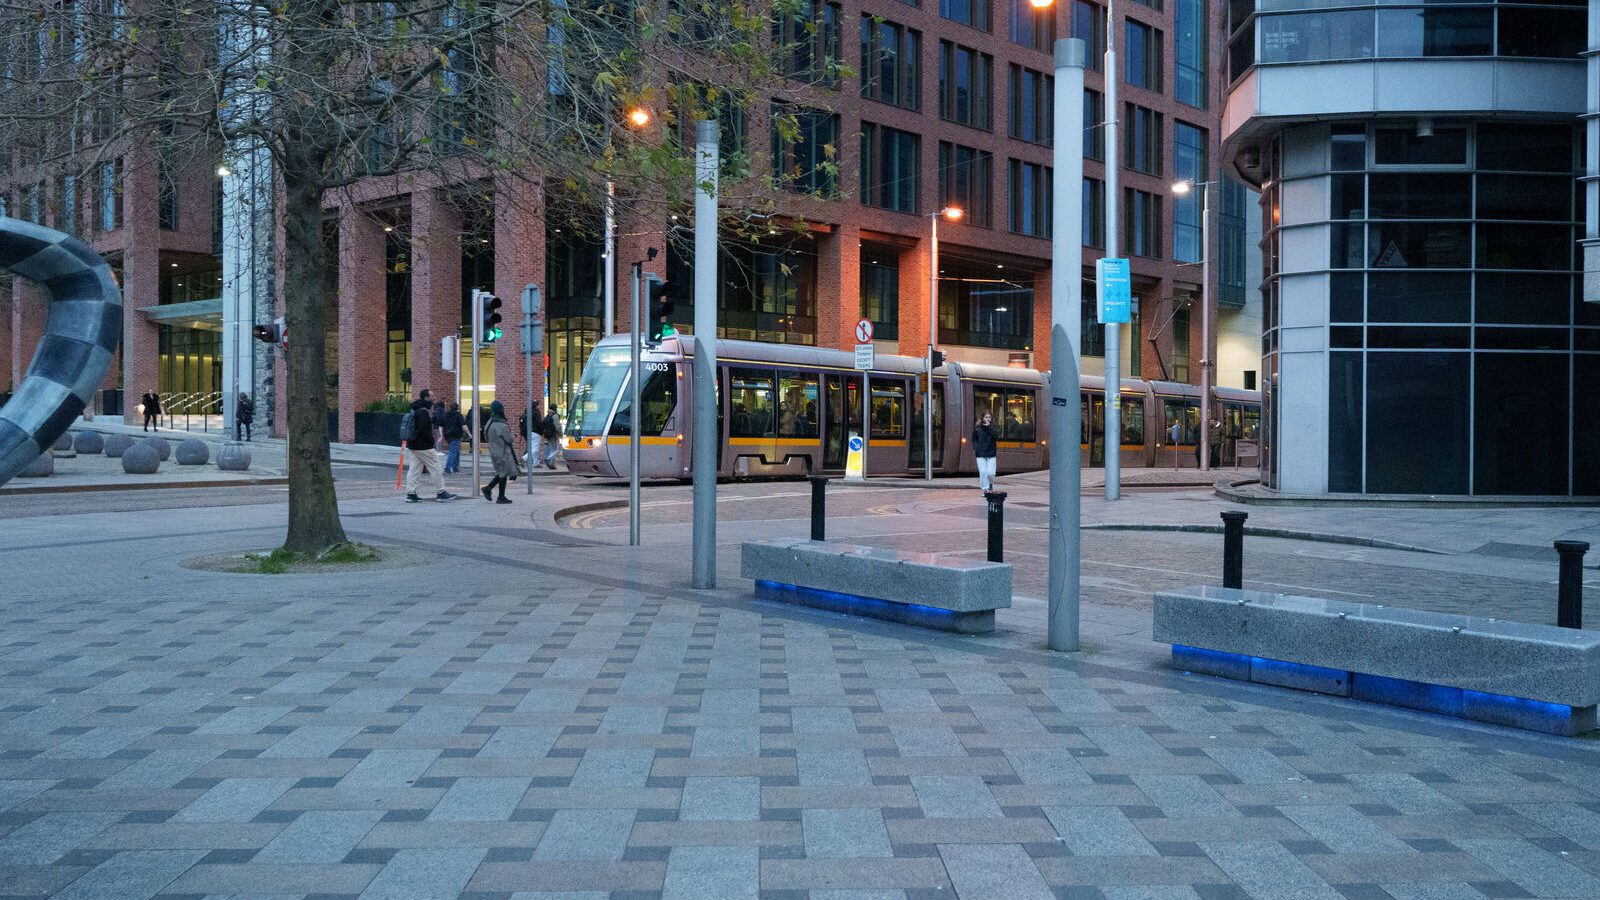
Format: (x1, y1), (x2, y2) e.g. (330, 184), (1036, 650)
(848, 436), (863, 452)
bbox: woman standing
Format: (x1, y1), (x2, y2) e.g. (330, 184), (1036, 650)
(235, 392), (254, 442)
(481, 400), (518, 504)
(972, 410), (999, 492)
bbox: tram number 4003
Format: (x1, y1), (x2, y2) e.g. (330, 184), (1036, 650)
(643, 362), (670, 372)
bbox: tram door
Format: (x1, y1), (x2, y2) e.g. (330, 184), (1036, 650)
(823, 373), (864, 470)
(909, 384), (945, 469)
(1080, 395), (1107, 466)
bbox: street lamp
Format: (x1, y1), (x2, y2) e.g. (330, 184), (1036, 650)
(925, 205), (962, 480)
(600, 107), (656, 337)
(626, 107), (652, 128)
(1171, 177), (1217, 471)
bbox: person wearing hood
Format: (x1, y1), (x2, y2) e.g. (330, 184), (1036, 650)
(482, 400), (518, 504)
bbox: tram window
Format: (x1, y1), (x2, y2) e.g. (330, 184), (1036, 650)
(972, 387), (1001, 424)
(778, 371), (819, 437)
(871, 382), (906, 439)
(1002, 390), (1035, 441)
(1162, 399), (1199, 444)
(1121, 397), (1144, 445)
(608, 363), (677, 436)
(729, 368), (775, 437)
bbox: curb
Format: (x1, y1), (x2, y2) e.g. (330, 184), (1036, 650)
(1081, 522), (1445, 555)
(553, 499), (629, 526)
(1, 476), (290, 495)
(1217, 480), (1600, 508)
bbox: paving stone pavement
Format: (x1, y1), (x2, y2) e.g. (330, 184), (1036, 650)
(0, 556), (1598, 900)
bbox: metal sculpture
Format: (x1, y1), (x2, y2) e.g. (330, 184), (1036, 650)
(0, 217), (122, 486)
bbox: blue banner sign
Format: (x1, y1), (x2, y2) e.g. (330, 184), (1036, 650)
(1097, 257), (1131, 324)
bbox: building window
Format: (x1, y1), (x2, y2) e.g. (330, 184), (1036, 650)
(1174, 121), (1207, 263)
(158, 161), (179, 231)
(667, 238), (818, 345)
(860, 122), (921, 214)
(939, 0), (991, 32)
(1125, 188), (1162, 257)
(53, 174), (77, 235)
(1123, 103), (1163, 175)
(1009, 0), (1055, 52)
(1084, 89), (1105, 160)
(860, 17), (921, 110)
(772, 103), (839, 196)
(1083, 176), (1105, 249)
(1126, 20), (1163, 92)
(1082, 280), (1105, 357)
(1218, 176), (1249, 308)
(1008, 159), (1051, 238)
(1173, 306), (1190, 381)
(939, 41), (993, 129)
(1130, 305), (1142, 374)
(22, 183), (41, 225)
(1072, 1), (1106, 72)
(939, 259), (1034, 349)
(939, 142), (994, 227)
(1008, 65), (1053, 145)
(775, 0), (842, 85)
(1134, 0), (1162, 12)
(1175, 0), (1206, 108)
(98, 160), (122, 232)
(861, 247), (900, 340)
(675, 83), (750, 178)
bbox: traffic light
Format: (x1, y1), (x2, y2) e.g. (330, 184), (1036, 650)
(930, 349), (946, 369)
(645, 276), (675, 345)
(252, 317), (285, 347)
(475, 290), (503, 344)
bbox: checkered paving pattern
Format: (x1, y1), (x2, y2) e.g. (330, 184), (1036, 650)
(1, 575), (1598, 899)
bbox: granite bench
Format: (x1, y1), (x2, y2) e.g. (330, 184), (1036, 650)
(741, 538), (1011, 634)
(1153, 586), (1600, 735)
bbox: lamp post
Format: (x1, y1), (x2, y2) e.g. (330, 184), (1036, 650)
(603, 107), (653, 337)
(1171, 177), (1214, 471)
(925, 205), (962, 481)
(1049, 37), (1086, 652)
(1103, 0), (1121, 499)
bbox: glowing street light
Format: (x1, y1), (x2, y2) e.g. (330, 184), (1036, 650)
(942, 206), (964, 220)
(627, 107), (651, 128)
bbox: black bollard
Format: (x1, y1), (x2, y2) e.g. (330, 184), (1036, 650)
(1222, 510), (1248, 589)
(1556, 540), (1589, 629)
(810, 475), (829, 542)
(985, 491), (1007, 563)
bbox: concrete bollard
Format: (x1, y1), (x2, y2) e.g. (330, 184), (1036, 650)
(985, 491), (1007, 563)
(1222, 510), (1248, 590)
(810, 475), (829, 542)
(1556, 540), (1588, 629)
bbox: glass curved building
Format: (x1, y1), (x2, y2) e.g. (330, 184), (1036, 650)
(1220, 0), (1600, 496)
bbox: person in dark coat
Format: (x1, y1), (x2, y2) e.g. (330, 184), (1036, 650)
(482, 400), (518, 504)
(539, 406), (563, 469)
(235, 392), (255, 442)
(141, 389), (161, 432)
(442, 402), (466, 474)
(972, 411), (999, 491)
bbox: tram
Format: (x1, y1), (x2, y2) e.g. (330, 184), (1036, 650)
(560, 334), (1259, 479)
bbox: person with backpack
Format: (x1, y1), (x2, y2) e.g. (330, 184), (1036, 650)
(481, 400), (517, 504)
(538, 405), (563, 470)
(402, 389), (457, 503)
(441, 402), (465, 474)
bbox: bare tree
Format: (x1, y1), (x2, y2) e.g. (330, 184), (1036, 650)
(0, 0), (843, 553)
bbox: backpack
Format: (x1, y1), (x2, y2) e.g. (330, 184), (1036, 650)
(399, 410), (417, 443)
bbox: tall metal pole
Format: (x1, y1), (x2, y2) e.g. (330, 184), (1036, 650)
(471, 289), (482, 496)
(524, 284), (542, 496)
(604, 180), (617, 335)
(629, 263), (642, 546)
(1199, 183), (1212, 471)
(691, 120), (720, 589)
(1103, 0), (1122, 500)
(1049, 38), (1087, 652)
(925, 214), (938, 481)
(526, 340), (535, 495)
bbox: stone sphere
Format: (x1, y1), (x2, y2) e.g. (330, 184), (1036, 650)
(217, 442), (252, 471)
(73, 432), (105, 455)
(121, 443), (160, 474)
(103, 434), (135, 457)
(52, 433), (73, 451)
(19, 451), (53, 477)
(176, 438), (209, 465)
(143, 435), (171, 461)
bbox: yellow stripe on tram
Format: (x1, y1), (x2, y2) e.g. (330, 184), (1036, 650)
(604, 436), (680, 446)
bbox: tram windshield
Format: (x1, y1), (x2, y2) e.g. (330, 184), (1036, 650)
(568, 346), (630, 438)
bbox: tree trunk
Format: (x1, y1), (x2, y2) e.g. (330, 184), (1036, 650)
(279, 163), (348, 553)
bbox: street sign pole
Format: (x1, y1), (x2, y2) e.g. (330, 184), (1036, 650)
(1098, 258), (1131, 500)
(470, 289), (482, 498)
(522, 284), (542, 496)
(854, 319), (874, 482)
(1104, 0), (1121, 502)
(691, 120), (720, 589)
(629, 263), (642, 547)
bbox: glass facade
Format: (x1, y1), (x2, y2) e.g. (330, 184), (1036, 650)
(666, 237), (818, 345)
(861, 246), (900, 341)
(938, 258), (1034, 350)
(1259, 121), (1600, 495)
(1228, 0), (1584, 84)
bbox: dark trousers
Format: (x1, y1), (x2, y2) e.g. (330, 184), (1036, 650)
(485, 475), (508, 499)
(236, 421), (252, 441)
(144, 412), (158, 431)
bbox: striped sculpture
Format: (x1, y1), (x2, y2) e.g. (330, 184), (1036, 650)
(0, 217), (122, 486)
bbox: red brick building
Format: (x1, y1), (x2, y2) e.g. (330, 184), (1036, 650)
(2, 0), (1238, 443)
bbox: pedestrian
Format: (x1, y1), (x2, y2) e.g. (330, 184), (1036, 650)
(141, 389), (161, 432)
(431, 400), (446, 448)
(481, 400), (517, 504)
(442, 401), (465, 474)
(235, 392), (254, 442)
(972, 410), (999, 491)
(521, 402), (541, 467)
(539, 405), (563, 470)
(403, 389), (457, 503)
